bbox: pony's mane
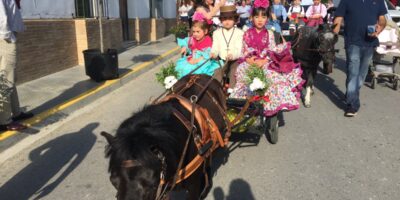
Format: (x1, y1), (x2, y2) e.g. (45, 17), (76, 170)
(105, 101), (181, 174)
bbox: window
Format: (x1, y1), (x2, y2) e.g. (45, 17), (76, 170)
(75, 0), (93, 18)
(150, 0), (164, 18)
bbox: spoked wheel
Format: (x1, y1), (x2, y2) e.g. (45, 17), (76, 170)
(371, 77), (377, 89)
(264, 114), (279, 144)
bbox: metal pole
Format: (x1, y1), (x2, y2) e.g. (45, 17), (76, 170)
(98, 0), (104, 53)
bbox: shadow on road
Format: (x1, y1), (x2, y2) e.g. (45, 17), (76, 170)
(210, 129), (261, 178)
(0, 123), (98, 200)
(212, 178), (256, 200)
(334, 57), (347, 74)
(30, 80), (105, 115)
(314, 73), (347, 110)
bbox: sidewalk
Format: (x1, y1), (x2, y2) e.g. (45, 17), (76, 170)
(0, 35), (179, 153)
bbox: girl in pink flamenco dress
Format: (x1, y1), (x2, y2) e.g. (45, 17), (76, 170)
(230, 3), (304, 117)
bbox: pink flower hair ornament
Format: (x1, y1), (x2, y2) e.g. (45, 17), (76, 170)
(192, 12), (213, 25)
(253, 0), (269, 8)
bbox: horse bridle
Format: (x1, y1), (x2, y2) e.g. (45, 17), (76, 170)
(120, 149), (169, 200)
(292, 30), (339, 55)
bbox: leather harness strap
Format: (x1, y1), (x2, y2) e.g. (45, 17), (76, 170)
(157, 94), (225, 185)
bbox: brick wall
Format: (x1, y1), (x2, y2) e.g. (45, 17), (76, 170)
(128, 18), (176, 44)
(15, 19), (123, 84)
(17, 20), (78, 84)
(85, 19), (123, 50)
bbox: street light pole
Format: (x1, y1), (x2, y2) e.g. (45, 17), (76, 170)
(98, 0), (105, 53)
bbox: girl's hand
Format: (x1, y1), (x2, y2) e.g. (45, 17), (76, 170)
(271, 13), (277, 21)
(189, 56), (203, 65)
(227, 54), (233, 61)
(219, 0), (226, 7)
(188, 58), (197, 65)
(180, 47), (187, 55)
(246, 56), (256, 65)
(312, 14), (321, 19)
(255, 59), (267, 67)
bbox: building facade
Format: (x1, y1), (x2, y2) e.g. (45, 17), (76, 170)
(16, 0), (176, 84)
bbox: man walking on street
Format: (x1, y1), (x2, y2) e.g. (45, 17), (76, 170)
(0, 0), (33, 131)
(333, 0), (387, 117)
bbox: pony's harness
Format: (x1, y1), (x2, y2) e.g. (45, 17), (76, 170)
(153, 75), (229, 199)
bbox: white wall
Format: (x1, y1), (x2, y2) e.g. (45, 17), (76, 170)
(21, 0), (75, 19)
(163, 0), (176, 19)
(105, 0), (120, 18)
(128, 0), (150, 18)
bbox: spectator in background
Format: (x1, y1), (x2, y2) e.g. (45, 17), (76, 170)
(179, 0), (192, 23)
(195, 0), (227, 27)
(237, 0), (251, 28)
(305, 0), (327, 27)
(287, 0), (306, 29)
(0, 0), (34, 132)
(272, 0), (288, 23)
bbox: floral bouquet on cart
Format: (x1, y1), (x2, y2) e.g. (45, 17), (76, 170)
(227, 64), (272, 133)
(244, 64), (271, 103)
(155, 61), (179, 90)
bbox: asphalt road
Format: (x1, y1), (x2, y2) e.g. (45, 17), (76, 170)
(0, 38), (400, 200)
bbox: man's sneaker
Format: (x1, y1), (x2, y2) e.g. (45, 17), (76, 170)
(344, 109), (357, 117)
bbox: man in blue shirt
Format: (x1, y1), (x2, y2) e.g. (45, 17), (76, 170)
(333, 0), (387, 117)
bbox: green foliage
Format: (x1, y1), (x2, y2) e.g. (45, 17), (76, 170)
(155, 61), (178, 85)
(244, 64), (270, 87)
(169, 23), (189, 38)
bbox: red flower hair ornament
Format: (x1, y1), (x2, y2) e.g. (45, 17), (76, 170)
(253, 0), (269, 8)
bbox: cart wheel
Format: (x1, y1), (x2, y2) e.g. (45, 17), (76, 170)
(265, 115), (279, 144)
(394, 78), (399, 91)
(371, 77), (377, 89)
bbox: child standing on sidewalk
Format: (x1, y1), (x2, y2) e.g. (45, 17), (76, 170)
(230, 0), (304, 116)
(175, 13), (221, 78)
(211, 5), (244, 88)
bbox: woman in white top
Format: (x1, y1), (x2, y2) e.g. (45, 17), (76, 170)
(179, 0), (192, 23)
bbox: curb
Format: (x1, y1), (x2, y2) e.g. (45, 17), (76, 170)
(0, 46), (180, 153)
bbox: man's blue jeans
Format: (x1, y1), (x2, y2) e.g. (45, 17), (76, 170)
(345, 45), (374, 111)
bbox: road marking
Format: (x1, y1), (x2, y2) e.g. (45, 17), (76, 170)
(0, 46), (180, 141)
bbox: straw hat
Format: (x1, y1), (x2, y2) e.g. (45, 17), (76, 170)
(219, 5), (240, 18)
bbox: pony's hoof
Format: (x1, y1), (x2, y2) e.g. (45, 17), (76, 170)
(304, 104), (311, 108)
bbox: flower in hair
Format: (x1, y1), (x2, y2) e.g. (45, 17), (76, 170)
(192, 12), (213, 24)
(254, 0), (269, 8)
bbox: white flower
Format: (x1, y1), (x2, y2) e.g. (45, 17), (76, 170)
(271, 26), (276, 31)
(249, 83), (257, 92)
(249, 78), (266, 92)
(164, 76), (177, 89)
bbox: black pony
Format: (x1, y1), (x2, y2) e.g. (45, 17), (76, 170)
(101, 74), (227, 200)
(292, 24), (338, 108)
